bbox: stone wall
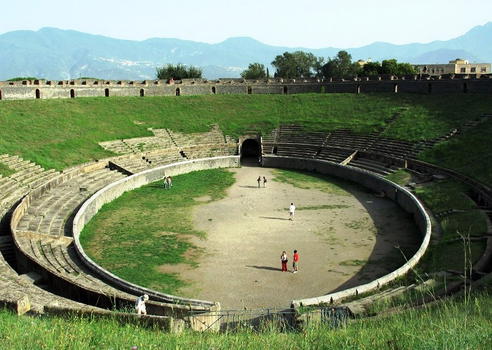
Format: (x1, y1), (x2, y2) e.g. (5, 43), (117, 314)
(261, 156), (432, 308)
(1, 76), (491, 100)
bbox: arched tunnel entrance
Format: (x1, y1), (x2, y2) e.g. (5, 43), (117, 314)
(240, 139), (261, 165)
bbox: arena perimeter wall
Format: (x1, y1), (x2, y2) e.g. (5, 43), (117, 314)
(261, 156), (432, 309)
(71, 156), (240, 305)
(1, 76), (492, 100)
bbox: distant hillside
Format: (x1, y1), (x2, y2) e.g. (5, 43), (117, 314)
(0, 23), (491, 80)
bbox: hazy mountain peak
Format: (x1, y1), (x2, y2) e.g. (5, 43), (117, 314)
(0, 22), (490, 80)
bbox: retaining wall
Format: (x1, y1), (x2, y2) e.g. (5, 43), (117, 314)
(261, 156), (432, 308)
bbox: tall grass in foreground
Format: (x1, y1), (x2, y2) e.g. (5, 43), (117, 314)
(1, 292), (491, 349)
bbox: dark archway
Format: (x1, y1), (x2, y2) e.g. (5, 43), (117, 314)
(240, 139), (261, 165)
(70, 89), (75, 98)
(283, 86), (288, 94)
(247, 86), (252, 94)
(176, 88), (181, 96)
(140, 89), (145, 97)
(35, 89), (41, 99)
(105, 88), (110, 97)
(0, 89), (2, 100)
(211, 86), (216, 94)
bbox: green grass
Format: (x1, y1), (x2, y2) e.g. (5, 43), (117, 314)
(271, 169), (355, 196)
(385, 169), (412, 186)
(415, 180), (488, 272)
(0, 162), (15, 177)
(80, 168), (235, 294)
(2, 292), (492, 349)
(419, 118), (492, 185)
(1, 93), (491, 171)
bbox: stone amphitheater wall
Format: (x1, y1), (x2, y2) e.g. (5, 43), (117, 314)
(0, 76), (491, 100)
(261, 156), (431, 308)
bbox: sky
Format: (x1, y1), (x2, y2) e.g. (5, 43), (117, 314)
(1, 0), (491, 48)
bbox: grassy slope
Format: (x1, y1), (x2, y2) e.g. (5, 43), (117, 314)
(415, 180), (488, 272)
(1, 93), (492, 170)
(1, 292), (492, 349)
(419, 119), (492, 185)
(80, 169), (235, 294)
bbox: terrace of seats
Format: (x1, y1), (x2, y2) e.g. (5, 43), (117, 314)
(260, 122), (480, 176)
(100, 126), (237, 175)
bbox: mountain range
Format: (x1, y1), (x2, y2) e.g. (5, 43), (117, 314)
(0, 22), (491, 80)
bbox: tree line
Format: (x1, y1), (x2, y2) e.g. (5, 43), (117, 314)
(241, 51), (417, 79)
(155, 51), (416, 80)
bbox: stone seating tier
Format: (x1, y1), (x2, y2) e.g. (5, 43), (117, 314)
(316, 147), (354, 163)
(348, 157), (395, 176)
(16, 168), (126, 236)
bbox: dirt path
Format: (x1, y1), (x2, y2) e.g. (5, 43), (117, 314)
(176, 166), (419, 310)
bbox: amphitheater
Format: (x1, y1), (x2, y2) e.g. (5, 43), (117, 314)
(1, 76), (492, 332)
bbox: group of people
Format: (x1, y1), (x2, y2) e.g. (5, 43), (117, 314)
(257, 176), (267, 188)
(163, 176), (173, 189)
(280, 250), (299, 273)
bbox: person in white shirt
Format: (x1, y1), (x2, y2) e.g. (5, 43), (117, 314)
(135, 294), (149, 315)
(289, 202), (296, 221)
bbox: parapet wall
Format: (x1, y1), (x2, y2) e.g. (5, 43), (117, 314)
(261, 156), (432, 308)
(1, 75), (492, 100)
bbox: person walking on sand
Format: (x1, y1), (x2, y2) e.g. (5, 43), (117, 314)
(263, 176), (267, 188)
(257, 176), (261, 188)
(292, 250), (299, 273)
(135, 294), (149, 315)
(280, 251), (288, 272)
(289, 202), (296, 220)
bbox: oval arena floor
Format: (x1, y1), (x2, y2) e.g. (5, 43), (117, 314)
(157, 166), (419, 310)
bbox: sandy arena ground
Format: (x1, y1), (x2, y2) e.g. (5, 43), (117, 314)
(175, 166), (419, 310)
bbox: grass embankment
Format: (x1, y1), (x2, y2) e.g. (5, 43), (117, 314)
(80, 169), (235, 294)
(1, 93), (492, 170)
(1, 292), (492, 349)
(415, 180), (488, 272)
(419, 118), (492, 185)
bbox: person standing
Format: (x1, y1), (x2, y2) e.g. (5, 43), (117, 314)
(163, 176), (168, 189)
(167, 176), (173, 189)
(263, 176), (267, 188)
(135, 294), (149, 315)
(289, 202), (296, 220)
(292, 250), (299, 273)
(280, 251), (288, 272)
(257, 176), (261, 188)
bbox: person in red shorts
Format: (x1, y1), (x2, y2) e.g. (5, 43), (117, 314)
(280, 251), (288, 272)
(292, 250), (299, 273)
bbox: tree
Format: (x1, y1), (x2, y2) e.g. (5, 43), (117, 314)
(321, 51), (358, 79)
(359, 59), (417, 76)
(381, 59), (399, 75)
(271, 51), (323, 79)
(156, 63), (202, 80)
(361, 62), (382, 76)
(241, 63), (267, 79)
